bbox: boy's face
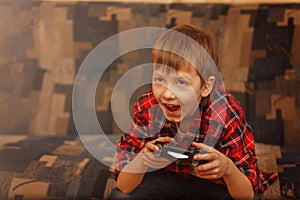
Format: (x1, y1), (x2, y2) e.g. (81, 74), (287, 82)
(152, 65), (207, 123)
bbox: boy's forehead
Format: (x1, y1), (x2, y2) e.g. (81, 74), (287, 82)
(153, 64), (198, 75)
(153, 65), (176, 72)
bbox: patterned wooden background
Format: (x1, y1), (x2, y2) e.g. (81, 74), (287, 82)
(0, 1), (300, 147)
(0, 134), (297, 199)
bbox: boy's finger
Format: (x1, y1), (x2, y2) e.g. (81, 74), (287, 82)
(147, 136), (174, 151)
(146, 142), (159, 151)
(194, 151), (217, 161)
(192, 142), (213, 153)
(155, 136), (174, 143)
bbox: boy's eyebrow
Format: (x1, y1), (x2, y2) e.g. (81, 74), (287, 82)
(153, 70), (194, 82)
(177, 74), (193, 82)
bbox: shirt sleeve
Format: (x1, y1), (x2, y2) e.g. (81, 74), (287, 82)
(114, 95), (155, 179)
(218, 110), (278, 193)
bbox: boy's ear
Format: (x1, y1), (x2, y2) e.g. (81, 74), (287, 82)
(201, 76), (215, 97)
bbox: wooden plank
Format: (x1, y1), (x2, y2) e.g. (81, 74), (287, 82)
(31, 3), (74, 135)
(8, 178), (49, 200)
(277, 9), (300, 26)
(167, 9), (192, 25)
(284, 119), (300, 147)
(255, 143), (281, 173)
(55, 116), (69, 136)
(41, 0), (300, 4)
(0, 136), (27, 148)
(100, 6), (132, 21)
(219, 7), (252, 92)
(250, 50), (266, 68)
(240, 30), (253, 68)
(39, 155), (58, 167)
(291, 25), (300, 65)
(52, 143), (85, 156)
(255, 90), (271, 116)
(266, 95), (296, 120)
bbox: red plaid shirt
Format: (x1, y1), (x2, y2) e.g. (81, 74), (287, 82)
(115, 87), (278, 193)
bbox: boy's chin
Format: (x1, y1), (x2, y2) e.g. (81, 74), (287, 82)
(163, 112), (194, 123)
(165, 115), (181, 123)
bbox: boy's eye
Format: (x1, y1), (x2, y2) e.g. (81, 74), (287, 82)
(177, 80), (188, 86)
(154, 77), (165, 84)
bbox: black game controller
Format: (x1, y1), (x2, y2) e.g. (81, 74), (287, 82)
(153, 141), (208, 166)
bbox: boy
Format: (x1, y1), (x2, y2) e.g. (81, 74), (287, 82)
(108, 24), (277, 200)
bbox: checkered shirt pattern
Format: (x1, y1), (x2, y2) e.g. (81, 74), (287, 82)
(115, 87), (278, 193)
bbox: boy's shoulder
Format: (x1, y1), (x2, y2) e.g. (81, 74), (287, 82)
(211, 87), (243, 110)
(207, 87), (245, 123)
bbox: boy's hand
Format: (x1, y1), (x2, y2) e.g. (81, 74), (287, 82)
(191, 142), (234, 179)
(141, 137), (174, 169)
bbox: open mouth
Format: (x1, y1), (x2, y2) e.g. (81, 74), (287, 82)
(164, 104), (180, 113)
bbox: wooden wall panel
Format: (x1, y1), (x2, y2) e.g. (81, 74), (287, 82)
(0, 1), (299, 147)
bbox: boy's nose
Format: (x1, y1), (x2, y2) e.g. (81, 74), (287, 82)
(162, 87), (176, 99)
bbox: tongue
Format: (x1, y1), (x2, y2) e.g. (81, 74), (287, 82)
(167, 105), (180, 112)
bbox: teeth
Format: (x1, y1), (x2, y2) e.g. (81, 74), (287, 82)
(166, 104), (175, 108)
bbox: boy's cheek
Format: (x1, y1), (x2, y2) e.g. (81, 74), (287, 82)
(152, 85), (164, 98)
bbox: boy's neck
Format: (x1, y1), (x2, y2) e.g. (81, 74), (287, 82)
(176, 117), (193, 133)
